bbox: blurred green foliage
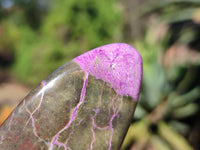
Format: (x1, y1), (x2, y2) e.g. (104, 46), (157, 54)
(0, 0), (200, 150)
(0, 0), (122, 85)
(121, 0), (200, 149)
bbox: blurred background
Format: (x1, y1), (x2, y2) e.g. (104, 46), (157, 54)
(0, 0), (200, 149)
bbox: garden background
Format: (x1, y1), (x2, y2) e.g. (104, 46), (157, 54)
(0, 0), (200, 149)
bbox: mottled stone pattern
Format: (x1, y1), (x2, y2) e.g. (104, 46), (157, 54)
(0, 61), (136, 150)
(0, 43), (142, 150)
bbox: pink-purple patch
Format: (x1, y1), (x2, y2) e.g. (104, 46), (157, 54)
(74, 43), (143, 101)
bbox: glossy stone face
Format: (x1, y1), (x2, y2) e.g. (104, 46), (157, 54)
(0, 43), (142, 150)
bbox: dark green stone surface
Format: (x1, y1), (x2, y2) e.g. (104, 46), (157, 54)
(0, 61), (137, 150)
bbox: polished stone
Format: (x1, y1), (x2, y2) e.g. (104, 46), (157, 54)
(0, 43), (142, 150)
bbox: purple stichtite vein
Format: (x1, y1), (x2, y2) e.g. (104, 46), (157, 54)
(89, 88), (123, 150)
(23, 81), (47, 144)
(108, 96), (123, 150)
(54, 120), (77, 150)
(107, 94), (122, 150)
(24, 81), (46, 129)
(49, 73), (89, 150)
(89, 82), (105, 150)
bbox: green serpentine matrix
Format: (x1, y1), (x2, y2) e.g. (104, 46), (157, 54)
(0, 43), (143, 150)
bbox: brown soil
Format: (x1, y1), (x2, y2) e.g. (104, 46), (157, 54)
(0, 71), (31, 107)
(0, 82), (30, 107)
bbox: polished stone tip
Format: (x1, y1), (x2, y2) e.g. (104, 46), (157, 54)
(0, 43), (143, 150)
(74, 43), (143, 101)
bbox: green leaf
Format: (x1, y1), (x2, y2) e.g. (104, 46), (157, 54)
(158, 122), (194, 150)
(171, 103), (199, 118)
(171, 87), (200, 107)
(150, 135), (171, 150)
